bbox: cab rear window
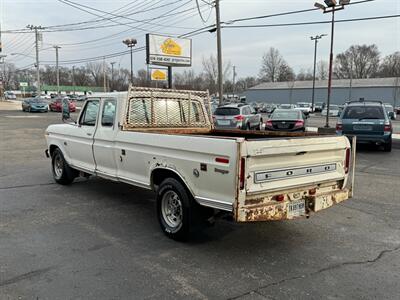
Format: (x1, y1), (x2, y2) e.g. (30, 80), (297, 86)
(214, 108), (240, 116)
(342, 106), (385, 119)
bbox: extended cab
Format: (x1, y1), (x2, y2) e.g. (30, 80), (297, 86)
(45, 87), (356, 240)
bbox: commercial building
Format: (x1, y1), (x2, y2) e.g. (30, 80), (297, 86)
(243, 77), (400, 106)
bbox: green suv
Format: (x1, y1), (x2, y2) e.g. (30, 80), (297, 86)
(336, 100), (392, 152)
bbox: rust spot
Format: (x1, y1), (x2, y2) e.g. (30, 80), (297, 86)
(244, 198), (264, 205)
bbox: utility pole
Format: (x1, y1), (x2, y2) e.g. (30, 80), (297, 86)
(310, 34), (326, 112)
(110, 62), (115, 91)
(232, 65), (236, 99)
(72, 66), (75, 95)
(27, 25), (44, 96)
(53, 45), (61, 94)
(349, 60), (353, 101)
(103, 57), (107, 92)
(215, 0), (224, 105)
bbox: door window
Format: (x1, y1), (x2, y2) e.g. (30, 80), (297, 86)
(101, 99), (116, 127)
(80, 100), (100, 126)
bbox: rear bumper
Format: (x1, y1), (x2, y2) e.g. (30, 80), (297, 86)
(235, 188), (350, 222)
(341, 133), (391, 144)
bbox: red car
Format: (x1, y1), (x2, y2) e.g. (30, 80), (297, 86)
(49, 98), (76, 112)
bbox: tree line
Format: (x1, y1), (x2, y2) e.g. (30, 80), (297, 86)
(2, 44), (399, 94)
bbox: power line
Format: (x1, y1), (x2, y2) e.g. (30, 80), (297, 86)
(222, 14), (400, 29)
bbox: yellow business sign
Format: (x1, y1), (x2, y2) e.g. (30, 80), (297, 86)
(146, 34), (192, 67)
(151, 69), (167, 81)
(160, 38), (182, 56)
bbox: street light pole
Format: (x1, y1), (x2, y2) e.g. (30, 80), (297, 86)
(314, 0), (349, 128)
(215, 0), (224, 106)
(53, 45), (61, 94)
(310, 34), (326, 112)
(123, 38), (137, 85)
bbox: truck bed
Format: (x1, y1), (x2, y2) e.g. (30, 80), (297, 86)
(121, 127), (324, 140)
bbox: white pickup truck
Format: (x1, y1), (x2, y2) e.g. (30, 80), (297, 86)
(45, 87), (356, 240)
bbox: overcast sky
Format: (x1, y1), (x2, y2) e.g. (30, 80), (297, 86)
(1, 0), (399, 78)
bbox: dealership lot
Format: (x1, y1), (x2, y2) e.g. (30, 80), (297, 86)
(1, 105), (400, 299)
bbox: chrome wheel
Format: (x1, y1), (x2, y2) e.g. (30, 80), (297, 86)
(161, 190), (183, 229)
(53, 153), (64, 179)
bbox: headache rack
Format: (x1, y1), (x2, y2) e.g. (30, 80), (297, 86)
(122, 86), (213, 131)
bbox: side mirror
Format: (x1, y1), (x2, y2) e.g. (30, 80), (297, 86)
(62, 98), (70, 121)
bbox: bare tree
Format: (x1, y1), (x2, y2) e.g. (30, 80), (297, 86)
(202, 55), (231, 95)
(317, 60), (328, 80)
(259, 47), (285, 82)
(379, 52), (400, 77)
(296, 68), (314, 81)
(86, 62), (105, 86)
(335, 44), (380, 79)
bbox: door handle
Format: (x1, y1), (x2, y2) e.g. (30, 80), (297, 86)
(87, 133), (92, 136)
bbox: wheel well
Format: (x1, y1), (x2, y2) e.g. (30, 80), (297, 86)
(151, 168), (190, 193)
(49, 145), (59, 157)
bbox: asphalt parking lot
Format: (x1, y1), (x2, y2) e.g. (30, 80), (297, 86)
(1, 102), (400, 299)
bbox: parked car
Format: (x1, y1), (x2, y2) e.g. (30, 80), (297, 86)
(322, 105), (340, 117)
(5, 91), (17, 100)
(295, 102), (312, 115)
(45, 87), (355, 240)
(384, 104), (397, 120)
(22, 98), (49, 112)
(279, 104), (297, 109)
(213, 104), (263, 130)
(49, 98), (76, 112)
(77, 95), (88, 102)
(336, 100), (392, 152)
(314, 102), (325, 112)
(265, 109), (307, 132)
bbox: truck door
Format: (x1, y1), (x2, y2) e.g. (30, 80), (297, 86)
(67, 99), (99, 172)
(93, 98), (118, 177)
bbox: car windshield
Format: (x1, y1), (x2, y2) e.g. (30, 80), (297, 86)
(271, 110), (300, 120)
(385, 105), (394, 112)
(280, 104), (291, 109)
(329, 105), (339, 110)
(214, 107), (240, 116)
(342, 106), (385, 120)
(297, 103), (308, 108)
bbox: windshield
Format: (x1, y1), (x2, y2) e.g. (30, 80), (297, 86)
(342, 106), (385, 120)
(271, 110), (300, 120)
(279, 104), (291, 109)
(214, 107), (240, 116)
(329, 105), (339, 110)
(385, 105), (394, 112)
(297, 103), (308, 108)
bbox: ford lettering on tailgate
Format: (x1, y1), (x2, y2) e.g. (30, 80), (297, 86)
(254, 163), (337, 183)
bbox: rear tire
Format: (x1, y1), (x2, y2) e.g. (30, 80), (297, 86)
(156, 178), (202, 241)
(51, 148), (77, 185)
(383, 138), (392, 152)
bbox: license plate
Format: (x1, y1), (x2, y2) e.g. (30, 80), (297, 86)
(287, 199), (306, 218)
(218, 120), (230, 125)
(278, 123), (289, 129)
(353, 125), (372, 131)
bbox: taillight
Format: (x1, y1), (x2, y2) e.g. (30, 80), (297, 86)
(215, 157), (229, 164)
(294, 120), (304, 127)
(273, 194), (285, 202)
(265, 120), (273, 127)
(336, 123), (343, 131)
(345, 148), (351, 174)
(239, 157), (246, 190)
(384, 124), (392, 132)
(234, 115), (244, 121)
